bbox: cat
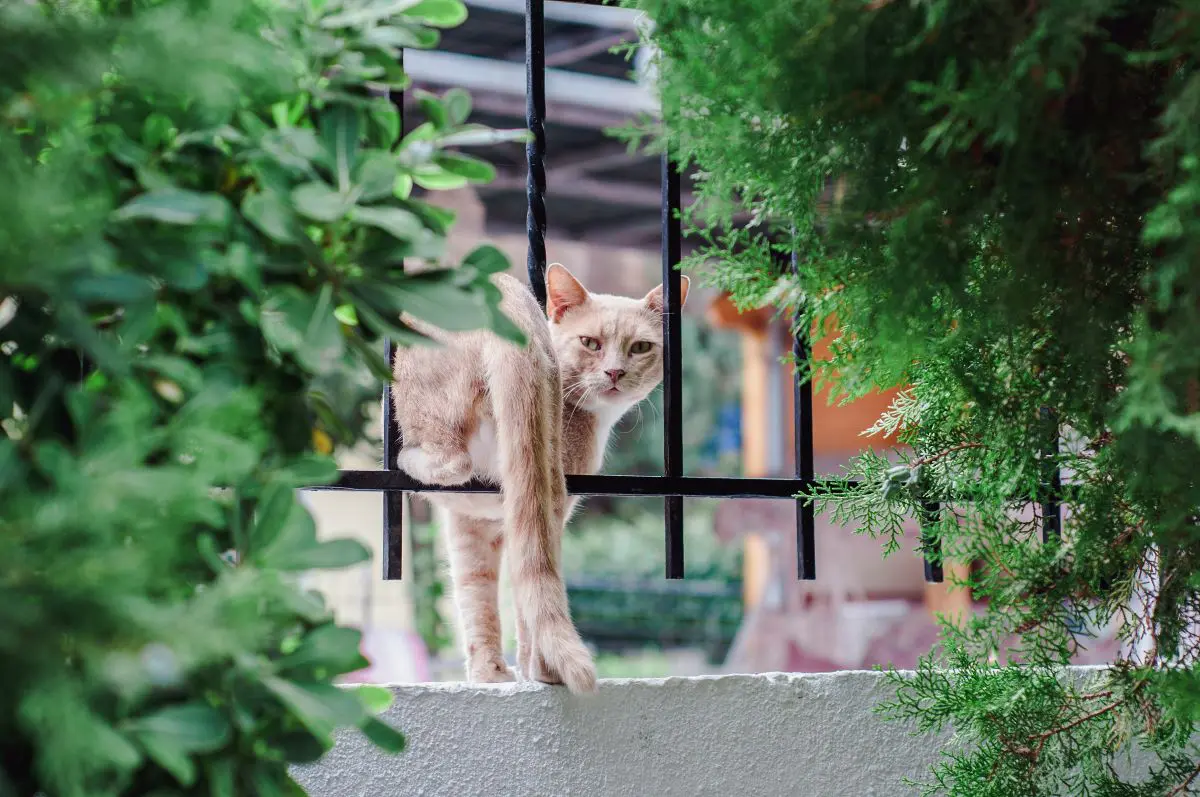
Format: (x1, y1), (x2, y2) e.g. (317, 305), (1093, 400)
(391, 263), (689, 693)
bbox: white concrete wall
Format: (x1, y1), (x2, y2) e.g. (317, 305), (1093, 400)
(294, 671), (944, 797)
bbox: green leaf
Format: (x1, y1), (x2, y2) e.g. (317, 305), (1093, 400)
(207, 759), (236, 797)
(0, 438), (19, 490)
(142, 112), (176, 148)
(1143, 204), (1185, 244)
(276, 731), (330, 764)
(399, 121), (438, 149)
(261, 678), (367, 741)
(394, 174), (414, 199)
(334, 303), (359, 326)
(278, 625), (368, 675)
(351, 205), (425, 240)
(369, 104), (401, 147)
(251, 480), (368, 571)
(260, 287), (312, 353)
(250, 483), (298, 554)
(346, 330), (401, 381)
(292, 181), (350, 222)
(115, 189), (229, 226)
(260, 128), (325, 172)
(462, 243), (509, 275)
(264, 538), (371, 571)
(259, 284), (346, 371)
(69, 274), (157, 304)
(439, 126), (532, 147)
(275, 455), (340, 487)
(322, 0), (424, 29)
(361, 23), (440, 51)
(243, 192), (304, 244)
(433, 153), (495, 183)
(126, 703), (232, 786)
(355, 152), (400, 201)
(352, 685), (393, 714)
(416, 93), (449, 131)
(411, 165), (469, 190)
(321, 106), (362, 193)
(372, 272), (491, 331)
(443, 88), (471, 125)
(360, 716), (406, 753)
(404, 0), (467, 27)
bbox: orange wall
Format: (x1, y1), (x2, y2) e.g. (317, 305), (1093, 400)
(707, 292), (902, 455)
(804, 326), (901, 455)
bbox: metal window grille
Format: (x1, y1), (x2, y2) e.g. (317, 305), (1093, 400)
(325, 0), (1064, 585)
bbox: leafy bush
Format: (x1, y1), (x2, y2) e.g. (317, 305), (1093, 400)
(0, 0), (521, 793)
(635, 0), (1200, 794)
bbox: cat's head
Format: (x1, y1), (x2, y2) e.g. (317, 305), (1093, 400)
(544, 263), (690, 417)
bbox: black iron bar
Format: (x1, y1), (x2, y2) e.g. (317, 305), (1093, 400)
(526, 0), (549, 308)
(790, 250), (816, 580)
(330, 472), (834, 499)
(1040, 407), (1063, 543)
(380, 54), (407, 582)
(662, 155), (685, 579)
(381, 340), (404, 580)
(919, 498), (944, 583)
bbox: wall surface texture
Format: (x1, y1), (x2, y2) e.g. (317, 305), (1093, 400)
(293, 671), (949, 797)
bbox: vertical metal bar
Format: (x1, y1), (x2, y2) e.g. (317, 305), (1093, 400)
(382, 341), (404, 580)
(919, 498), (944, 583)
(662, 154), (684, 579)
(525, 0), (548, 308)
(381, 55), (406, 581)
(1040, 407), (1062, 543)
(791, 250), (816, 580)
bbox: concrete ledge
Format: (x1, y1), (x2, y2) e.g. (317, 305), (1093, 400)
(294, 671), (940, 797)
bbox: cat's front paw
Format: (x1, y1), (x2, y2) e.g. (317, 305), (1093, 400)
(467, 656), (517, 685)
(397, 446), (473, 486)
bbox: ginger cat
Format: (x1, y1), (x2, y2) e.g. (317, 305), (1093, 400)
(392, 264), (689, 693)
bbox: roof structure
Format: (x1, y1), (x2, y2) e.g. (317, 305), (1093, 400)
(406, 0), (685, 252)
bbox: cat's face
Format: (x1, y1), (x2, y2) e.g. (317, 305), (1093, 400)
(544, 263), (690, 418)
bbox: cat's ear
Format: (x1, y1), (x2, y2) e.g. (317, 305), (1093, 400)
(546, 263), (589, 322)
(643, 275), (690, 314)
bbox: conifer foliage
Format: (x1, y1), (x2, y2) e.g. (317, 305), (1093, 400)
(636, 1), (1200, 793)
(0, 0), (517, 794)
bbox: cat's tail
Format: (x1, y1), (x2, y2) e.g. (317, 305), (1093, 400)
(485, 342), (597, 695)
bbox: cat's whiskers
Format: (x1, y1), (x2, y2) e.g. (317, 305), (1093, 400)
(563, 381), (602, 430)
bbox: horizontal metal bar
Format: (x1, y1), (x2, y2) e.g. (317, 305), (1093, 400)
(466, 0), (642, 29)
(324, 471), (818, 498)
(402, 50), (657, 115)
(327, 469), (1079, 504)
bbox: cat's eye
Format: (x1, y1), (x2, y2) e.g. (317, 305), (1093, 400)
(580, 336), (601, 352)
(629, 341), (653, 355)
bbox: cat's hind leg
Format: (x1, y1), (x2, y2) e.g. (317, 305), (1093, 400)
(441, 510), (515, 684)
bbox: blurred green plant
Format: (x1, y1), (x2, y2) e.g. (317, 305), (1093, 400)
(562, 502), (741, 583)
(0, 0), (523, 793)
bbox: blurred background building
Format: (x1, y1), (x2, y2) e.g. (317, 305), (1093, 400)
(300, 0), (1122, 683)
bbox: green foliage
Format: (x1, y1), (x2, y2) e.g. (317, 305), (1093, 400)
(0, 0), (520, 793)
(635, 0), (1200, 793)
(562, 501), (742, 583)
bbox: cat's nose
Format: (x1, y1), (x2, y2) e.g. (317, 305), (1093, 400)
(605, 369), (625, 385)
